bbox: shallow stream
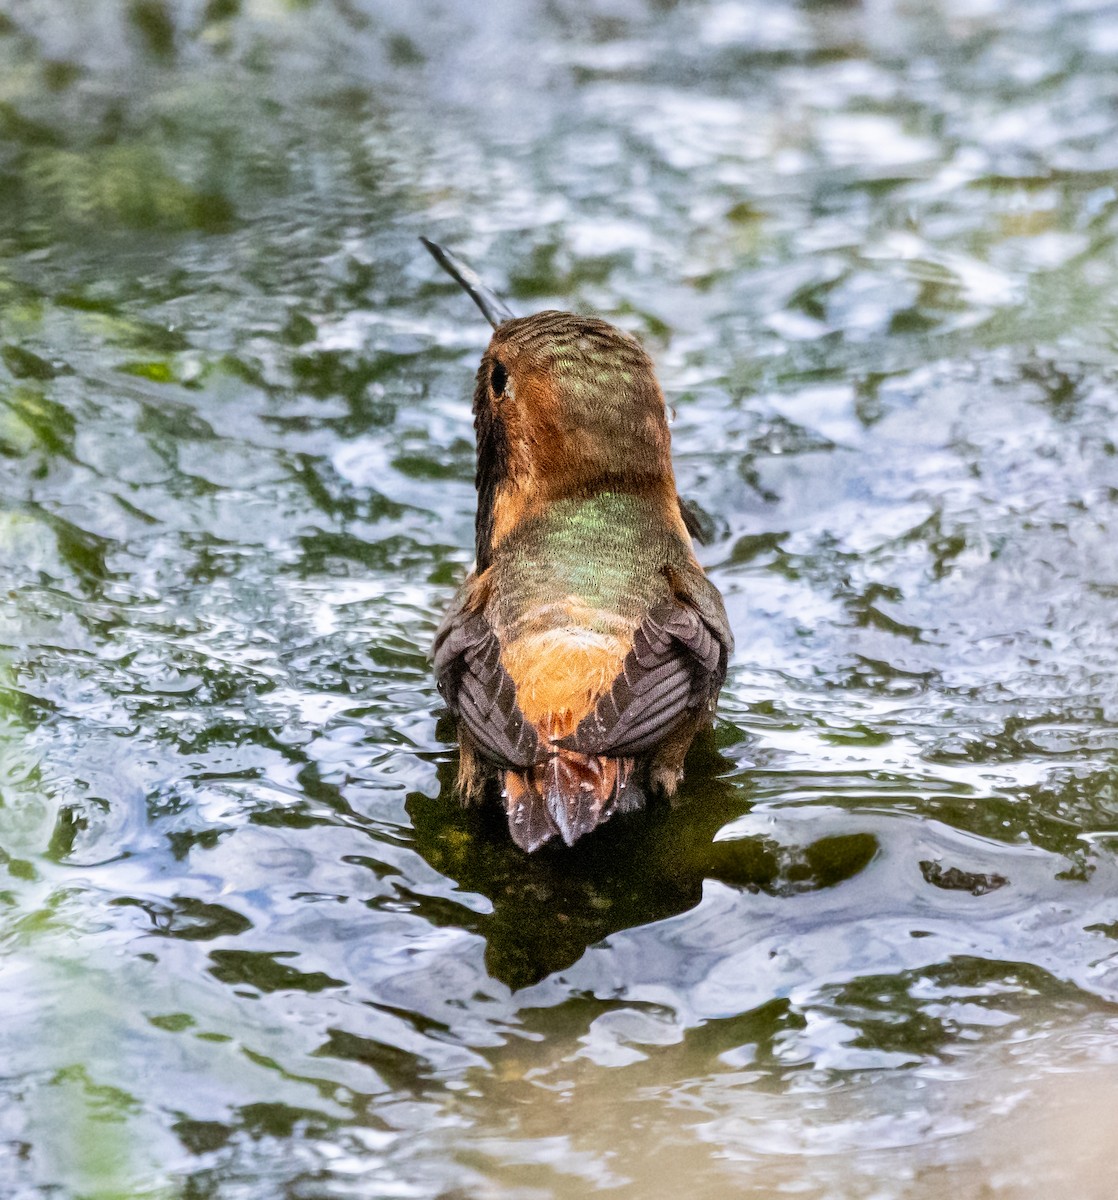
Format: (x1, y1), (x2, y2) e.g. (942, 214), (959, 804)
(5, 2), (1118, 1196)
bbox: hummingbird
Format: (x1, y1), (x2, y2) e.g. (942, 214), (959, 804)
(424, 238), (733, 853)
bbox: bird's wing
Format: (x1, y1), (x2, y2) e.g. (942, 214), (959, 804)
(677, 494), (711, 544)
(432, 581), (540, 769)
(557, 564), (732, 759)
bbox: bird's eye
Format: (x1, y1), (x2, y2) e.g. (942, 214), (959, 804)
(490, 361), (508, 398)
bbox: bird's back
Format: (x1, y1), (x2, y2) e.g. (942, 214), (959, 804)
(489, 491), (689, 736)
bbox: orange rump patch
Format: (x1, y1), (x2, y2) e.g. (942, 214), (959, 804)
(501, 626), (628, 739)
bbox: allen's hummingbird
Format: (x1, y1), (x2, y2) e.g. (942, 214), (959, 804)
(424, 238), (733, 852)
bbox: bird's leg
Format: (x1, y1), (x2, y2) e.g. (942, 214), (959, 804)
(455, 734), (489, 806)
(647, 713), (703, 802)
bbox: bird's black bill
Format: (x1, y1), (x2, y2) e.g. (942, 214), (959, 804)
(420, 237), (516, 329)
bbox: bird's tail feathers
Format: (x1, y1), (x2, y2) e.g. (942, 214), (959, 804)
(504, 750), (641, 853)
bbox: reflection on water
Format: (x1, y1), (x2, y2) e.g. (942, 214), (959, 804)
(408, 750), (878, 988)
(4, 0), (1118, 1196)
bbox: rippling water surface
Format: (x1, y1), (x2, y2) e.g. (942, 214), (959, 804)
(5, 1), (1118, 1196)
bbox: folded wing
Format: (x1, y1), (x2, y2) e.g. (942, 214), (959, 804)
(433, 602), (540, 769)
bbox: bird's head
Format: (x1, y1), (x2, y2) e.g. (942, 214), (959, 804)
(421, 238), (677, 569)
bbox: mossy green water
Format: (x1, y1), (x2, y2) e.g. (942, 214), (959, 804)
(4, 2), (1118, 1197)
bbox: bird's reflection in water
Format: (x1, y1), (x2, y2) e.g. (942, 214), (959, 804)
(407, 735), (877, 989)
